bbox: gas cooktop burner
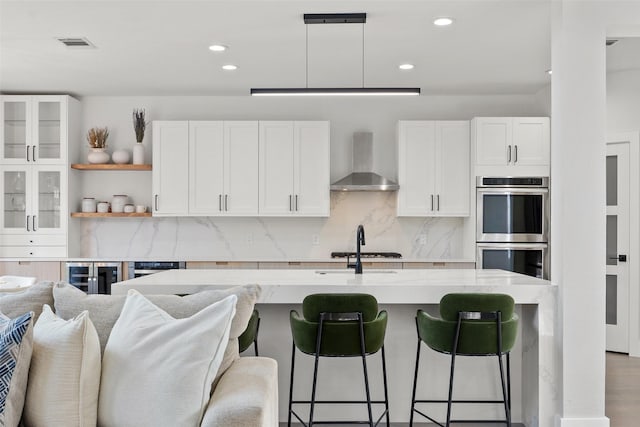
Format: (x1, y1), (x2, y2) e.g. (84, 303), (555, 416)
(331, 252), (402, 259)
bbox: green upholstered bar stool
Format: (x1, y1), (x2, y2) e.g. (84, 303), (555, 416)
(239, 309), (260, 356)
(288, 293), (390, 427)
(410, 293), (519, 427)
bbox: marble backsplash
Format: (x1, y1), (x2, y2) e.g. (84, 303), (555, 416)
(77, 192), (467, 261)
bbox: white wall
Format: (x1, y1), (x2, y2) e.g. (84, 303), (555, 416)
(607, 69), (640, 132)
(71, 94), (545, 259)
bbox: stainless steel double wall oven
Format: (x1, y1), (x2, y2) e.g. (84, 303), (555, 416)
(476, 177), (549, 279)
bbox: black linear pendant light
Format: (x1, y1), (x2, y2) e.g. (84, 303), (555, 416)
(250, 13), (421, 97)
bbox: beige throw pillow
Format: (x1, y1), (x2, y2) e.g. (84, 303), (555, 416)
(53, 282), (259, 381)
(0, 281), (53, 321)
(23, 305), (101, 427)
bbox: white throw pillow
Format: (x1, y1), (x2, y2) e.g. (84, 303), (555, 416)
(98, 290), (237, 427)
(23, 305), (101, 427)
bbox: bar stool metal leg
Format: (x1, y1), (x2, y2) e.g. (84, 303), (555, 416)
(308, 314), (325, 427)
(358, 312), (374, 427)
(381, 345), (390, 427)
(496, 312), (511, 427)
(409, 319), (421, 427)
(288, 341), (296, 427)
(445, 313), (464, 427)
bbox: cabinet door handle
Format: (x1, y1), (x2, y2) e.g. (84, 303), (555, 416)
(289, 195), (292, 211)
(437, 194), (440, 211)
(514, 145), (518, 163)
(225, 194), (229, 211)
(26, 145), (30, 162)
(33, 215), (37, 231)
(32, 145), (37, 162)
(507, 145), (512, 163)
(26, 215), (30, 231)
(154, 194), (159, 211)
(430, 194), (434, 211)
(219, 194), (222, 211)
(295, 195), (298, 211)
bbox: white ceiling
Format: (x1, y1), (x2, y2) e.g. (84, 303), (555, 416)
(0, 1), (634, 97)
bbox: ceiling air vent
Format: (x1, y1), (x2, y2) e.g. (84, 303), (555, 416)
(606, 39), (619, 47)
(56, 37), (95, 48)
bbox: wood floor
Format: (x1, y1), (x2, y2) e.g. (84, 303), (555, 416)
(606, 351), (640, 426)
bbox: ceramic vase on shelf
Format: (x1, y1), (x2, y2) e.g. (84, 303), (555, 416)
(132, 142), (144, 165)
(112, 149), (130, 164)
(87, 148), (110, 164)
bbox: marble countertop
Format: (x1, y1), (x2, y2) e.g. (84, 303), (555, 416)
(47, 257), (476, 263)
(113, 268), (556, 304)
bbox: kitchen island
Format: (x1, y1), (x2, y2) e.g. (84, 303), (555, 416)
(114, 269), (557, 426)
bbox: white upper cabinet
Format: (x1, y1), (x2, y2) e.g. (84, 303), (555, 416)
(189, 121), (225, 215)
(397, 121), (470, 217)
(152, 121), (189, 216)
(259, 121), (329, 216)
(511, 117), (550, 166)
(155, 120), (326, 217)
(1, 95), (69, 165)
(473, 117), (550, 176)
(159, 121), (259, 217)
(223, 121), (259, 216)
(259, 121), (295, 215)
(294, 121), (330, 216)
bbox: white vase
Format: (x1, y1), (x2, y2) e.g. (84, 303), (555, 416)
(112, 149), (130, 164)
(133, 143), (145, 165)
(87, 148), (110, 164)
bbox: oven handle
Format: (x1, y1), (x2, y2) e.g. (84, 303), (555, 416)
(476, 188), (548, 195)
(476, 243), (548, 250)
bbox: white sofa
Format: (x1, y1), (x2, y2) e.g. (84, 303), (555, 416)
(0, 281), (278, 427)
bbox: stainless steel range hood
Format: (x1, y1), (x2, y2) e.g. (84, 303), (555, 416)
(330, 132), (399, 191)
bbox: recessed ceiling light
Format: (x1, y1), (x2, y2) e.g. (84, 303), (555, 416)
(209, 44), (227, 52)
(399, 63), (415, 70)
(546, 69), (552, 75)
(222, 64), (238, 71)
(433, 17), (454, 26)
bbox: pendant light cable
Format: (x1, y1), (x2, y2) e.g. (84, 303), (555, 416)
(305, 23), (309, 89)
(250, 13), (420, 96)
(362, 21), (365, 88)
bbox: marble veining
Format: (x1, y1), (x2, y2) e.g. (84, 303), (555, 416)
(79, 192), (466, 260)
(114, 268), (557, 426)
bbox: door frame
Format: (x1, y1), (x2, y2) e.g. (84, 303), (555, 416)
(607, 131), (640, 356)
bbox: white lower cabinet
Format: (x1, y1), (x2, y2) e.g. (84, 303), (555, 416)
(397, 121), (470, 217)
(1, 165), (67, 257)
(259, 121), (329, 216)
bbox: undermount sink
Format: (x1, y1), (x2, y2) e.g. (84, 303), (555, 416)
(314, 270), (397, 275)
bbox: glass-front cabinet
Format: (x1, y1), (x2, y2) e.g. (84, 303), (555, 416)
(1, 95), (67, 164)
(0, 94), (74, 258)
(1, 165), (66, 236)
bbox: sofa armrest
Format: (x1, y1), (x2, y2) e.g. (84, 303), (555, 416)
(201, 357), (278, 427)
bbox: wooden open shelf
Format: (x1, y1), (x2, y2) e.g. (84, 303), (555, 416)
(70, 212), (152, 218)
(71, 164), (152, 171)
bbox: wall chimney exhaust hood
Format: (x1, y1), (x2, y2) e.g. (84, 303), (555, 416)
(330, 132), (399, 191)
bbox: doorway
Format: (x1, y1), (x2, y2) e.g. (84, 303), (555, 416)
(606, 133), (640, 355)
